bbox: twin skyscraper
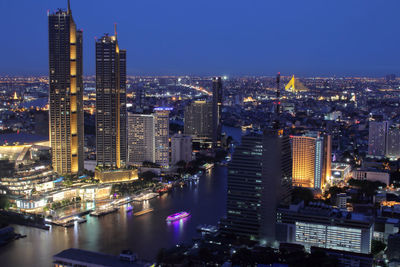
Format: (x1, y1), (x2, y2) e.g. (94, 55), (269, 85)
(48, 2), (126, 174)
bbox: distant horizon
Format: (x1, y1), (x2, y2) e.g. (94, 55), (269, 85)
(1, 0), (400, 77)
(0, 73), (397, 79)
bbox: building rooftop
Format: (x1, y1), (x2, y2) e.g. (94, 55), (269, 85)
(53, 248), (149, 267)
(0, 133), (48, 146)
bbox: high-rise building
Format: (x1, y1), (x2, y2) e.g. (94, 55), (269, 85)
(184, 100), (213, 144)
(153, 108), (170, 167)
(95, 30), (127, 168)
(291, 132), (331, 189)
(368, 121), (388, 158)
(221, 129), (292, 243)
(127, 108), (170, 167)
(386, 126), (400, 159)
(171, 133), (192, 165)
(127, 114), (154, 165)
(212, 77), (223, 148)
(48, 2), (84, 174)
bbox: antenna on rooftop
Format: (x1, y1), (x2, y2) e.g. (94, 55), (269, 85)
(67, 0), (71, 14)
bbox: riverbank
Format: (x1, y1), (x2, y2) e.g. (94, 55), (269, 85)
(0, 166), (227, 266)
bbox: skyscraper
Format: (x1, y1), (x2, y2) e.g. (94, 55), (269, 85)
(184, 100), (213, 145)
(368, 121), (389, 158)
(153, 108), (170, 167)
(291, 132), (331, 189)
(95, 29), (127, 168)
(386, 126), (400, 159)
(48, 2), (84, 174)
(221, 129), (292, 243)
(171, 133), (192, 165)
(127, 108), (170, 167)
(127, 113), (155, 165)
(212, 77), (223, 148)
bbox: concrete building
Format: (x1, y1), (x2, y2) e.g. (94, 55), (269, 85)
(221, 129), (292, 243)
(368, 121), (388, 158)
(127, 114), (154, 165)
(387, 126), (400, 159)
(331, 163), (352, 184)
(184, 100), (213, 146)
(387, 233), (400, 262)
(127, 108), (170, 167)
(352, 168), (390, 185)
(153, 108), (170, 167)
(48, 3), (84, 174)
(171, 133), (192, 165)
(291, 132), (331, 189)
(212, 77), (223, 148)
(336, 193), (348, 210)
(95, 31), (127, 168)
(276, 201), (373, 254)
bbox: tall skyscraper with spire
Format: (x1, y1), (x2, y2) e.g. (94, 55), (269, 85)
(48, 1), (84, 174)
(95, 26), (127, 168)
(212, 77), (223, 148)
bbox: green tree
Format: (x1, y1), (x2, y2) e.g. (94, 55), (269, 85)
(371, 240), (386, 255)
(0, 195), (10, 210)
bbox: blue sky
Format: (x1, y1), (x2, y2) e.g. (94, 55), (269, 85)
(1, 0), (399, 76)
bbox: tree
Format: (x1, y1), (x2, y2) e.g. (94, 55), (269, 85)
(0, 195), (9, 210)
(371, 240), (386, 255)
(292, 187), (314, 204)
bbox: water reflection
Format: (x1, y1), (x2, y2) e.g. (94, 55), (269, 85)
(0, 166), (227, 266)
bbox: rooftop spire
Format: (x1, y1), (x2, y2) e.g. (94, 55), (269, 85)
(67, 0), (71, 14)
(114, 23), (117, 38)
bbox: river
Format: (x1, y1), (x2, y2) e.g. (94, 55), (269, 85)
(0, 166), (227, 266)
(0, 126), (241, 266)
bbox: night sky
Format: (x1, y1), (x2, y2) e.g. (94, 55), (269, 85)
(1, 0), (400, 76)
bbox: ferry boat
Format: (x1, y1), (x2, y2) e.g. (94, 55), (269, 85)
(166, 211), (190, 222)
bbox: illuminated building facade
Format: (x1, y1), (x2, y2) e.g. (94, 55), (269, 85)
(212, 77), (223, 148)
(127, 113), (154, 165)
(291, 132), (331, 189)
(154, 108), (170, 167)
(221, 129), (292, 242)
(277, 202), (373, 254)
(95, 31), (127, 168)
(48, 3), (84, 174)
(127, 108), (170, 167)
(368, 121), (388, 158)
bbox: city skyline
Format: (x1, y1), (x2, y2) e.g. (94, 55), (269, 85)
(1, 0), (400, 76)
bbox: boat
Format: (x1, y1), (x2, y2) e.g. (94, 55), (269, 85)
(126, 205), (133, 213)
(134, 208), (154, 216)
(90, 207), (119, 217)
(166, 211), (190, 222)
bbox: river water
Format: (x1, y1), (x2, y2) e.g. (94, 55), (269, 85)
(0, 126), (240, 266)
(0, 167), (227, 266)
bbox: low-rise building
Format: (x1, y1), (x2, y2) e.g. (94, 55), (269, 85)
(352, 168), (390, 185)
(276, 201), (373, 254)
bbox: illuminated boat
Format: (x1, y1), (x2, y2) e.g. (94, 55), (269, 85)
(126, 205), (133, 213)
(166, 211), (190, 222)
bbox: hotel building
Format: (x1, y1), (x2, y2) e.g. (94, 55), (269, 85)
(127, 108), (170, 167)
(291, 132), (331, 189)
